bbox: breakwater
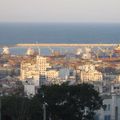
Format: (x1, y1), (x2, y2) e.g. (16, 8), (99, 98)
(16, 43), (117, 47)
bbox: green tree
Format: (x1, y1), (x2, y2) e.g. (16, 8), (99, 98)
(1, 95), (31, 120)
(36, 83), (103, 120)
(1, 83), (103, 120)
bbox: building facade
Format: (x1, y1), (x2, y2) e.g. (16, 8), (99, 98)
(77, 64), (103, 82)
(95, 84), (120, 120)
(20, 55), (59, 85)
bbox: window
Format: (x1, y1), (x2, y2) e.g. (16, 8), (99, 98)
(104, 115), (111, 120)
(94, 115), (99, 120)
(108, 104), (110, 111)
(104, 104), (110, 111)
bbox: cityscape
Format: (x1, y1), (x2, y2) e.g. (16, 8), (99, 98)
(0, 0), (120, 119)
(0, 44), (120, 119)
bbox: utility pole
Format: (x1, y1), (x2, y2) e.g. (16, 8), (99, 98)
(42, 91), (47, 120)
(43, 103), (46, 120)
(0, 96), (1, 120)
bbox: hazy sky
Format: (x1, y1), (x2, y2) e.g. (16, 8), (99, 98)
(0, 0), (120, 23)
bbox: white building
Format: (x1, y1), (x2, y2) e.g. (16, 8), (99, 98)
(20, 62), (39, 80)
(36, 55), (51, 75)
(77, 64), (103, 82)
(20, 55), (59, 85)
(96, 94), (120, 120)
(115, 75), (120, 83)
(24, 80), (36, 97)
(81, 47), (92, 59)
(47, 70), (59, 80)
(95, 84), (120, 120)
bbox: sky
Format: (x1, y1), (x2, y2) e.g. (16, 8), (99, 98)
(0, 0), (120, 23)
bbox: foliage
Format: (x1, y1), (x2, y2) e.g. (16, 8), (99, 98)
(1, 95), (31, 120)
(37, 83), (103, 120)
(1, 83), (103, 120)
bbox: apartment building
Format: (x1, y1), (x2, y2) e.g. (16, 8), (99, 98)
(20, 55), (59, 85)
(77, 64), (103, 82)
(96, 84), (120, 120)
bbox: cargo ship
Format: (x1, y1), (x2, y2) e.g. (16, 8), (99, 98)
(2, 46), (10, 55)
(114, 44), (120, 53)
(98, 57), (120, 62)
(26, 48), (35, 56)
(94, 51), (120, 62)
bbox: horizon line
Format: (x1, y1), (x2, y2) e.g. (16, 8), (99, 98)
(0, 21), (120, 24)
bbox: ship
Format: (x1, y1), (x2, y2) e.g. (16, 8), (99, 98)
(2, 46), (10, 55)
(114, 44), (120, 53)
(76, 48), (82, 55)
(98, 57), (120, 62)
(96, 53), (120, 62)
(26, 48), (35, 56)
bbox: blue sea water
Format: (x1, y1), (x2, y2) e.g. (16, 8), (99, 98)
(0, 23), (120, 44)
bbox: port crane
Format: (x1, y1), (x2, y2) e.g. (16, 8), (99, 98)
(98, 47), (116, 59)
(48, 47), (54, 55)
(48, 47), (61, 57)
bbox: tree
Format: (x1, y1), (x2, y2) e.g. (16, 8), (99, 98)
(1, 95), (31, 120)
(1, 83), (103, 120)
(36, 83), (103, 120)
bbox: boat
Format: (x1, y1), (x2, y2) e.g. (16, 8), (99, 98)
(76, 48), (82, 55)
(26, 48), (35, 56)
(114, 44), (120, 53)
(98, 57), (120, 62)
(2, 46), (10, 55)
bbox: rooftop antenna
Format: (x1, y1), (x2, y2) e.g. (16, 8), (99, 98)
(36, 41), (41, 55)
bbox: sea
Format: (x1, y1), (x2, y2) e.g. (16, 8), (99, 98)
(0, 23), (120, 55)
